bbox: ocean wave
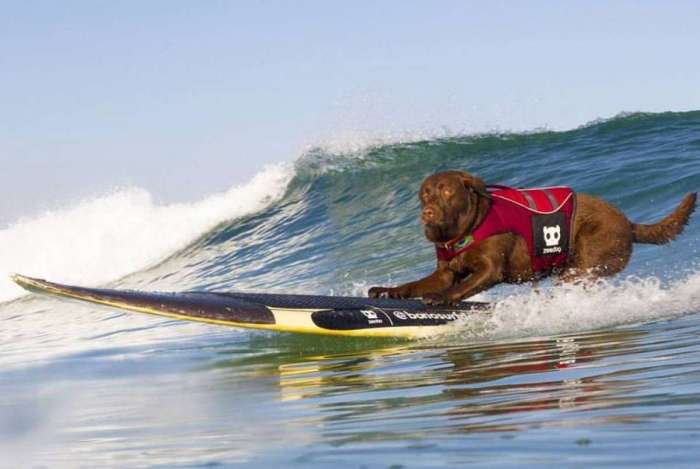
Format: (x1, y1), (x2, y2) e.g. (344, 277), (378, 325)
(295, 109), (700, 178)
(0, 163), (293, 303)
(3, 109), (699, 314)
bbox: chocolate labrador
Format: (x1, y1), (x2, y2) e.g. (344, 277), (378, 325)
(368, 171), (696, 305)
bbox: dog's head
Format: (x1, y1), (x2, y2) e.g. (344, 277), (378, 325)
(419, 171), (490, 244)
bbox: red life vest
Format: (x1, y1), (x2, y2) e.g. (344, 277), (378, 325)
(435, 185), (576, 274)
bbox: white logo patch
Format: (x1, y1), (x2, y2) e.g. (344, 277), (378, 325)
(543, 225), (561, 247)
(361, 310), (378, 320)
(360, 309), (384, 325)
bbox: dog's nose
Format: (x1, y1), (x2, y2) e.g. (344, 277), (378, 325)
(421, 207), (437, 223)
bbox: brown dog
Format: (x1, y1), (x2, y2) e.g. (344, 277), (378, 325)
(368, 171), (696, 305)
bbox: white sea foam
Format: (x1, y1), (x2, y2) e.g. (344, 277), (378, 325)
(0, 163), (293, 303)
(345, 269), (700, 339)
(458, 271), (700, 339)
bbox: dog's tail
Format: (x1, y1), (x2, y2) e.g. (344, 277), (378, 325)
(632, 192), (697, 245)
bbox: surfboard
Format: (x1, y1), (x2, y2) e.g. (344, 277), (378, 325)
(10, 274), (490, 338)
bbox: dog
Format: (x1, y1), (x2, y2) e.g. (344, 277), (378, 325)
(368, 170), (696, 305)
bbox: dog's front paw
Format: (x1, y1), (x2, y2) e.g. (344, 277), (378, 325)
(368, 286), (411, 299)
(368, 286), (389, 298)
(421, 292), (457, 306)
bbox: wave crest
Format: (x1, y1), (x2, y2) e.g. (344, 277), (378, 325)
(0, 163), (293, 303)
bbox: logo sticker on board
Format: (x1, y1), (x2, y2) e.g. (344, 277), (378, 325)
(360, 309), (384, 325)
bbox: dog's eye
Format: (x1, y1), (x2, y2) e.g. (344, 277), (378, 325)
(442, 188), (453, 198)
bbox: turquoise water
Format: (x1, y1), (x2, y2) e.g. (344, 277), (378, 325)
(2, 111), (700, 467)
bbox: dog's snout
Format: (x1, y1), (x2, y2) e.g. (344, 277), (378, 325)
(421, 206), (439, 224)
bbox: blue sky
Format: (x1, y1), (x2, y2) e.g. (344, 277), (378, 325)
(2, 1), (699, 224)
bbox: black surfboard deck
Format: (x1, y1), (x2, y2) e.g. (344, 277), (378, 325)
(10, 274), (491, 338)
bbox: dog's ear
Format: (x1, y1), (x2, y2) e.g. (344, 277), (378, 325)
(458, 172), (491, 199)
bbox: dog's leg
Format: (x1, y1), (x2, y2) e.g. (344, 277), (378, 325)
(554, 268), (580, 285)
(368, 268), (455, 299)
(422, 258), (501, 305)
(569, 194), (634, 278)
(555, 267), (603, 292)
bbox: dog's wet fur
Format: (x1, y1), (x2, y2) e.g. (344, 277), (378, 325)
(369, 170), (697, 305)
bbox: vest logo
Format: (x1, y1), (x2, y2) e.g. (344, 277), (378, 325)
(543, 225), (561, 247)
(542, 224), (562, 254)
(534, 213), (567, 257)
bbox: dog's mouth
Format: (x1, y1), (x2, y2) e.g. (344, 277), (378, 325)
(423, 222), (453, 244)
